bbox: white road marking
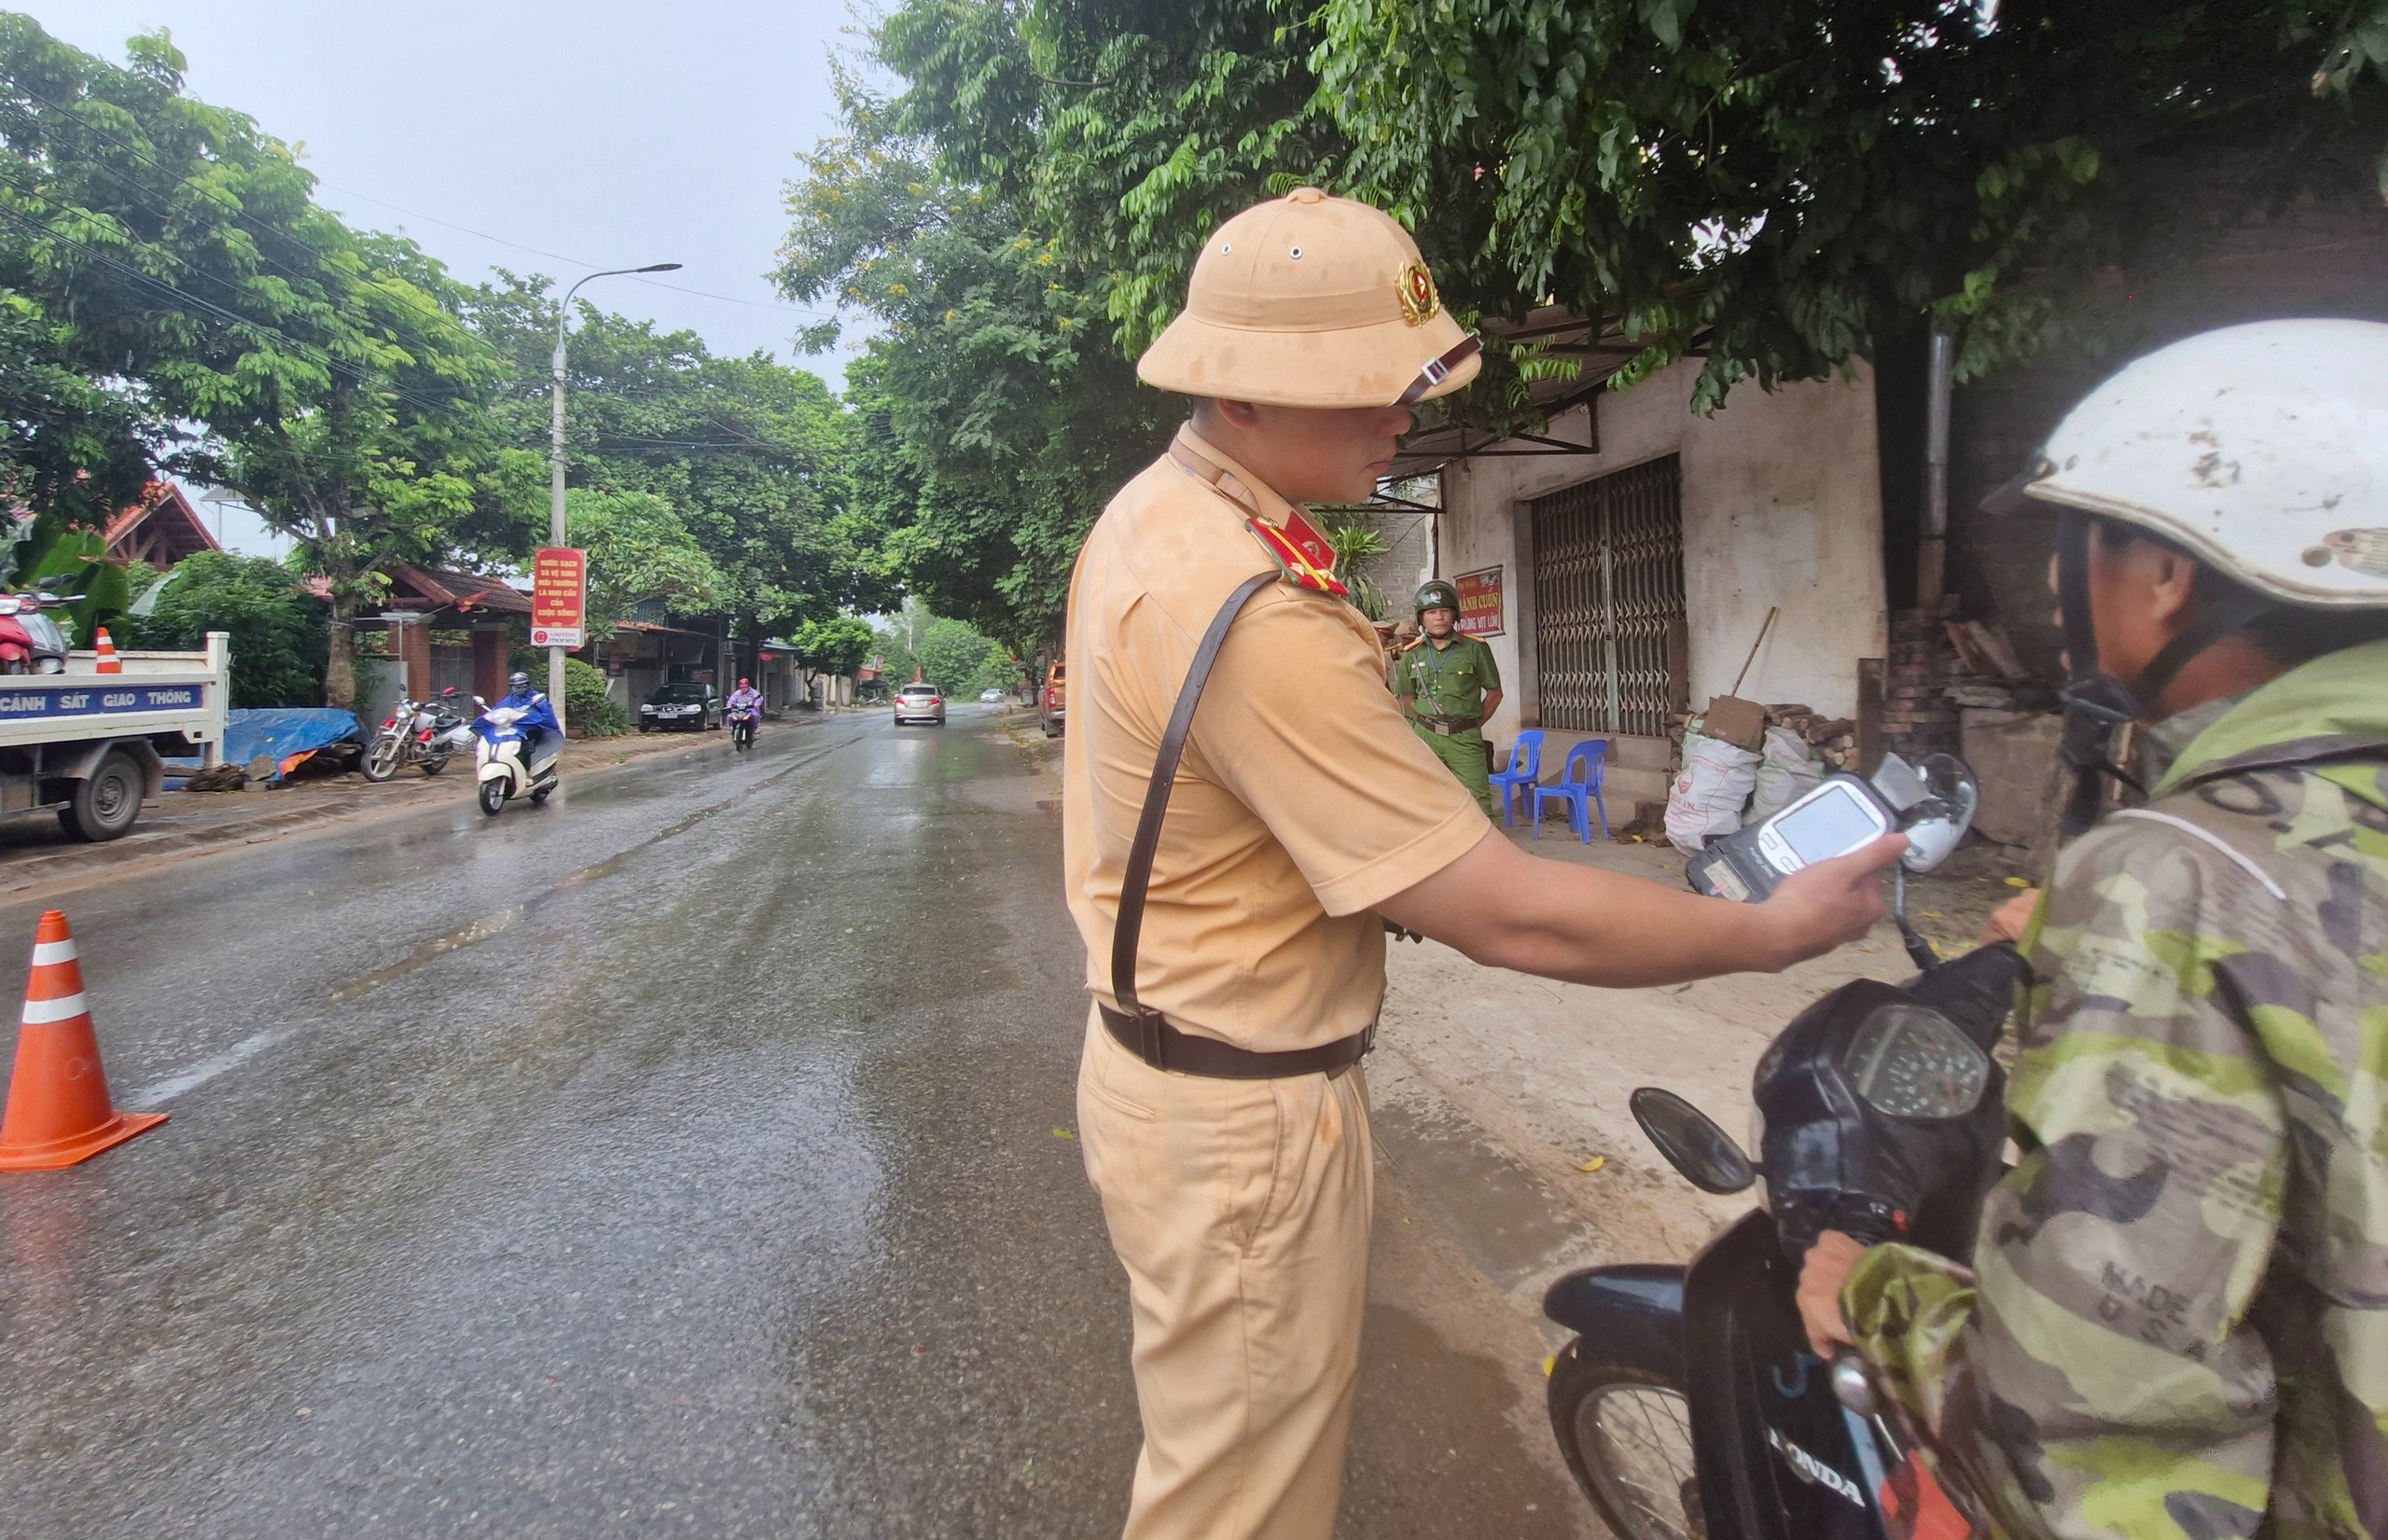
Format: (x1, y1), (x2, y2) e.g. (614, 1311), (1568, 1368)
(127, 1027), (296, 1106)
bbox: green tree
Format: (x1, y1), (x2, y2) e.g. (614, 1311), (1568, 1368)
(916, 614), (1009, 695)
(789, 613), (875, 678)
(779, 76), (1174, 652)
(0, 20), (542, 705)
(1317, 0), (2388, 406)
(118, 549), (326, 707)
(467, 274), (890, 640)
(566, 487), (724, 639)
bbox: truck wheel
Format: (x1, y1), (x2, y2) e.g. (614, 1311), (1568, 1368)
(61, 750), (145, 842)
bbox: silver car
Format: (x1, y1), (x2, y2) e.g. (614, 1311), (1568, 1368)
(893, 682), (945, 726)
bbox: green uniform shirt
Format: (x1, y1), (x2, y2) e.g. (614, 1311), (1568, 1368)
(1399, 633), (1499, 725)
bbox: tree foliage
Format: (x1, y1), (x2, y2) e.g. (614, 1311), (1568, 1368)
(119, 549), (325, 707)
(1317, 0), (2388, 406)
(565, 487), (723, 640)
(779, 78), (1172, 651)
(468, 274), (889, 638)
(787, 613), (876, 677)
(0, 18), (543, 705)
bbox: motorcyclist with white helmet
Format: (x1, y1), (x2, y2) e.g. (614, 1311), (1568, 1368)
(1798, 320), (2388, 1538)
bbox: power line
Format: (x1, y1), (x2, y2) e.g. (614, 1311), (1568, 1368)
(0, 89), (503, 368)
(308, 180), (841, 319)
(0, 204), (487, 427)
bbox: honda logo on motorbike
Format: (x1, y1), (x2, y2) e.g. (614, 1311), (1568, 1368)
(1765, 1426), (1866, 1508)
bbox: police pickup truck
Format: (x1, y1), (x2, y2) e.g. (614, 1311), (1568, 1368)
(0, 631), (229, 841)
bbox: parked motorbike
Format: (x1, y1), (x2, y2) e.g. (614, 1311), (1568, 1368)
(363, 693), (465, 782)
(471, 702), (560, 815)
(1545, 759), (2006, 1540)
(728, 702), (757, 750)
(0, 591), (70, 674)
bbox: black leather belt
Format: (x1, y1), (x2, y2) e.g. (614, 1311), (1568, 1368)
(1416, 714), (1481, 736)
(1100, 1004), (1373, 1080)
(1104, 569), (1378, 1082)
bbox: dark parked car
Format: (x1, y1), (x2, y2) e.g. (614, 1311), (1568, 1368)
(639, 681), (722, 732)
(893, 682), (945, 726)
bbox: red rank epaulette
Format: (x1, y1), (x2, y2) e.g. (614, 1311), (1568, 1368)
(1245, 508), (1346, 596)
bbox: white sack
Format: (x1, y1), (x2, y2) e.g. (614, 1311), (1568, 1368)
(1665, 734), (1759, 854)
(1746, 726), (1826, 825)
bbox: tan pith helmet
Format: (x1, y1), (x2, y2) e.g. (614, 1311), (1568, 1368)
(1137, 187), (1481, 409)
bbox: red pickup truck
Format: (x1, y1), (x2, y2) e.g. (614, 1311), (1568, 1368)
(1040, 661), (1066, 739)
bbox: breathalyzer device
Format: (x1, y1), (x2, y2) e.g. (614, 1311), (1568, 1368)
(1686, 753), (1961, 904)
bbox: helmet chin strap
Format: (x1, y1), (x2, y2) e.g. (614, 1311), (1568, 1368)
(2054, 510), (2275, 836)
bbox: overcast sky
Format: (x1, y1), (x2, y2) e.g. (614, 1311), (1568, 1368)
(45, 1), (863, 556)
(46, 1), (855, 368)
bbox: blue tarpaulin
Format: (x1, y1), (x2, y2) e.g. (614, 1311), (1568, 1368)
(165, 708), (363, 783)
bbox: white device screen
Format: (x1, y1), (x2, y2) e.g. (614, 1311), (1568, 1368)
(1771, 784), (1885, 866)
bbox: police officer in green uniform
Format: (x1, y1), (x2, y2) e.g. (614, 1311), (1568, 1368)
(1395, 579), (1503, 815)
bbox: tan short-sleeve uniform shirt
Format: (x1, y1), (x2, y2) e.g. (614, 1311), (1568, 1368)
(1062, 424), (1489, 1053)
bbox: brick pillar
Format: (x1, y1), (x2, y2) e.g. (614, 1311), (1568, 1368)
(1881, 605), (1961, 761)
(473, 628), (507, 704)
(399, 618), (434, 701)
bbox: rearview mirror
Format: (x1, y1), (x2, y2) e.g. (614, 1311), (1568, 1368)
(1898, 753), (1978, 874)
(1629, 1087), (1756, 1195)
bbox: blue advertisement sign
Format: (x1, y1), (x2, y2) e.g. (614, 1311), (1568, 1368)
(0, 683), (204, 721)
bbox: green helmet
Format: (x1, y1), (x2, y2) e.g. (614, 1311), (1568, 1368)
(1415, 579), (1459, 619)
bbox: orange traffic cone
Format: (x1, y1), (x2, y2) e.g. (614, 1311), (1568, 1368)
(0, 910), (164, 1170)
(92, 627), (121, 674)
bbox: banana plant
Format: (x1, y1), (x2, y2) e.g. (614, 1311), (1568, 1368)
(3, 513), (133, 646)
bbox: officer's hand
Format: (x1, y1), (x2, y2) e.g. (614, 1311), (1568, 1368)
(1752, 834), (1907, 967)
(1797, 1229), (1866, 1356)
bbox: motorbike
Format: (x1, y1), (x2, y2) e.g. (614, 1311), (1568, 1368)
(728, 701), (757, 750)
(471, 701), (560, 815)
(0, 591), (70, 674)
(363, 692), (468, 782)
(1544, 756), (2011, 1540)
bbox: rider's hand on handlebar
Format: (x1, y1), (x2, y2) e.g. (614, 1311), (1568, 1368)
(1797, 1228), (1867, 1357)
(1752, 835), (1908, 968)
(1981, 888), (2039, 944)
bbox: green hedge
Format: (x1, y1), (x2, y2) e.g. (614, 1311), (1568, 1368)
(563, 658), (629, 737)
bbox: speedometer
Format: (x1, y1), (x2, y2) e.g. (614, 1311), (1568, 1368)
(1844, 1002), (1990, 1119)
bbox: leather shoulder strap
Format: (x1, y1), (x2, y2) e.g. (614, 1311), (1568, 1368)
(1112, 570), (1279, 1020)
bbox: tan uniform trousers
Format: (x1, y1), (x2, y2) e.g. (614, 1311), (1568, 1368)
(1076, 1010), (1374, 1540)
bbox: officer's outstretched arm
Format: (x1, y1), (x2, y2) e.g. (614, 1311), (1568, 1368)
(1375, 829), (1903, 988)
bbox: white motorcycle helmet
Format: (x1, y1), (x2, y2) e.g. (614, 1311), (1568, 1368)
(2021, 319), (2388, 833)
(2025, 317), (2388, 605)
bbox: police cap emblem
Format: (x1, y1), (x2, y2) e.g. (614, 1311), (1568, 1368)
(1396, 261), (1441, 327)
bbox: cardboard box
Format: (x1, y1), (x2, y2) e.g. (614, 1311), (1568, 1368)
(1698, 695), (1768, 752)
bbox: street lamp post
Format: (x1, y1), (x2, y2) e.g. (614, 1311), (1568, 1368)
(548, 262), (680, 732)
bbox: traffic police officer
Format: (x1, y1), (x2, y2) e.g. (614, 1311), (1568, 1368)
(1064, 187), (1901, 1540)
(1396, 578), (1503, 813)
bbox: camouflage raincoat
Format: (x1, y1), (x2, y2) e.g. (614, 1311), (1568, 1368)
(1843, 637), (2388, 1540)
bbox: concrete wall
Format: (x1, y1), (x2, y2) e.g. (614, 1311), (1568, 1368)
(1437, 360), (1888, 747)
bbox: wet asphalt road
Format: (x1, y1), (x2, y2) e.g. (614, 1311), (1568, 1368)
(0, 706), (1588, 1538)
